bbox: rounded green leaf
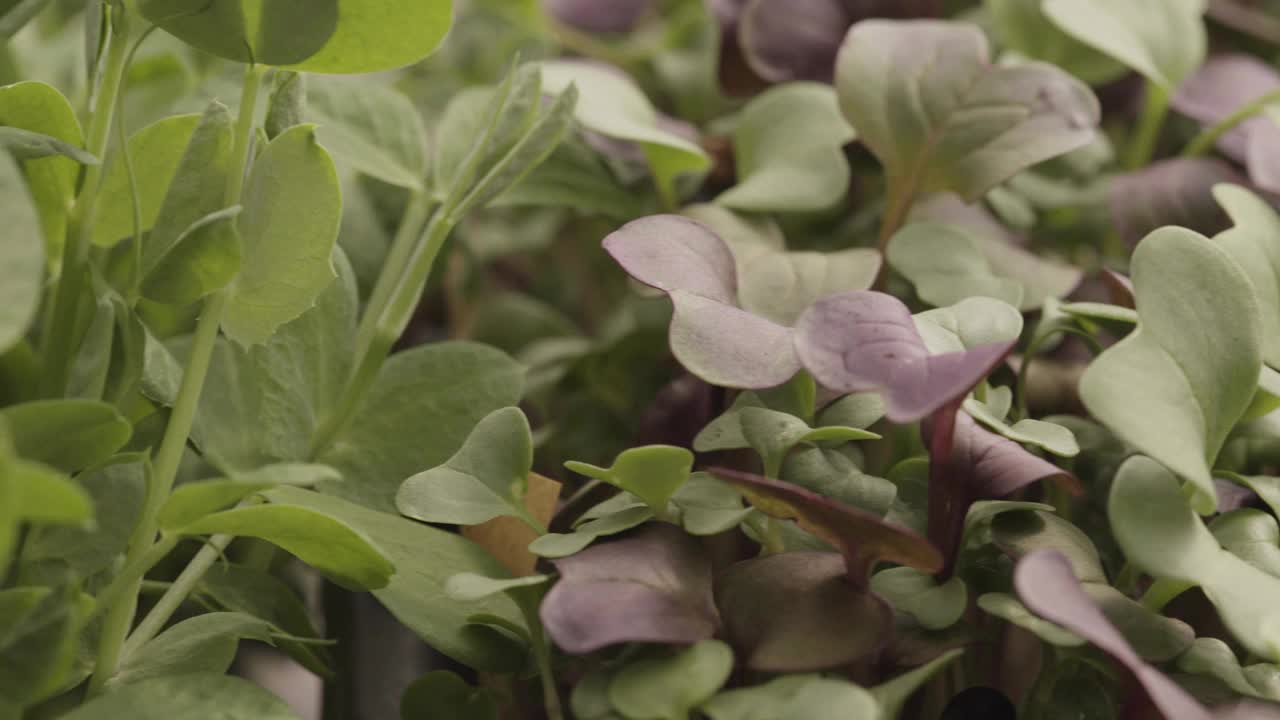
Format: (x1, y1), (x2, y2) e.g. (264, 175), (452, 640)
(1212, 184), (1280, 370)
(986, 0), (1127, 85)
(0, 152), (41, 352)
(870, 567), (967, 630)
(142, 206), (243, 305)
(0, 399), (131, 472)
(567, 445), (694, 514)
(400, 671), (498, 720)
(608, 640), (734, 720)
(977, 593), (1084, 647)
(91, 113), (201, 249)
(139, 0), (453, 74)
(1043, 0), (1206, 89)
(307, 78), (428, 189)
(59, 673), (300, 720)
(703, 674), (878, 720)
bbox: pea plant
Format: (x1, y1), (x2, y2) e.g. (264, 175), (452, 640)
(7, 0), (1280, 718)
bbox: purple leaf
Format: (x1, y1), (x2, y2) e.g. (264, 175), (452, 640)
(1109, 157), (1243, 245)
(1014, 550), (1213, 720)
(1174, 54), (1280, 194)
(540, 523), (719, 654)
(793, 291), (1015, 423)
(716, 551), (893, 671)
(710, 468), (942, 584)
(1100, 269), (1136, 308)
(604, 215), (801, 388)
(543, 0), (654, 34)
(926, 413), (1080, 573)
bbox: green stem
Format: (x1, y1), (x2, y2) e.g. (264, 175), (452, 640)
(872, 179), (915, 291)
(351, 188), (433, 360)
(1182, 88), (1280, 157)
(1124, 83), (1169, 170)
(1140, 578), (1192, 612)
(87, 534), (178, 624)
(39, 5), (130, 397)
(86, 63), (264, 695)
(121, 534), (232, 658)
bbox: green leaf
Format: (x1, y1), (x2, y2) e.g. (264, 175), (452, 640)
(737, 247), (882, 326)
(139, 0), (453, 74)
(1212, 184), (1280, 371)
(144, 101), (234, 272)
(781, 446), (897, 517)
(91, 113), (201, 249)
(986, 0), (1127, 85)
(0, 152), (41, 352)
(266, 485), (527, 671)
(320, 342), (525, 512)
(672, 473), (754, 536)
(221, 124), (341, 346)
(0, 81), (83, 263)
(111, 612), (275, 687)
(0, 587), (49, 648)
(716, 82), (855, 213)
(566, 445), (695, 514)
(433, 73), (535, 208)
(913, 296), (1026, 354)
(1211, 509), (1280, 578)
(834, 20), (1099, 201)
(870, 649), (966, 720)
(977, 593), (1084, 647)
(1110, 455), (1280, 662)
(176, 499), (394, 591)
(702, 674), (878, 720)
(1080, 227), (1263, 514)
(265, 71), (305, 140)
(19, 461), (144, 581)
(159, 463), (339, 530)
(1176, 637), (1276, 701)
(527, 506), (654, 558)
(735, 407), (879, 478)
(397, 407), (534, 527)
(493, 137), (643, 219)
(444, 572), (550, 602)
(0, 126), (96, 164)
(400, 671), (498, 720)
(1042, 0), (1206, 89)
(0, 399), (130, 472)
(59, 673), (300, 719)
(870, 567), (967, 630)
(964, 397), (1080, 457)
(142, 206), (243, 305)
(539, 60), (710, 206)
(607, 640), (734, 720)
(0, 585), (90, 707)
(306, 78), (427, 189)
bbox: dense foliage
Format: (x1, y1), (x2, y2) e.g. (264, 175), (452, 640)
(8, 0), (1280, 718)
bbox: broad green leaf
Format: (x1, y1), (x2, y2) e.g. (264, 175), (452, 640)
(111, 612), (275, 687)
(566, 445), (694, 514)
(964, 397), (1080, 457)
(222, 125), (341, 346)
(716, 82), (855, 213)
(977, 593), (1084, 646)
(92, 113), (200, 248)
(142, 206), (243, 305)
(888, 221), (1081, 311)
(870, 567), (967, 630)
(913, 296), (1025, 354)
(870, 649), (966, 719)
(672, 473), (753, 536)
(1212, 184), (1280, 370)
(396, 407), (535, 526)
(444, 572), (550, 602)
(266, 486), (527, 671)
(59, 673), (300, 719)
(607, 640), (734, 720)
(1042, 0), (1206, 89)
(0, 585), (90, 707)
(307, 78), (427, 189)
(539, 60), (710, 206)
(0, 152), (41, 352)
(400, 671), (498, 720)
(1231, 474), (1280, 520)
(319, 341), (525, 512)
(494, 137), (643, 219)
(0, 81), (82, 264)
(19, 461), (144, 581)
(781, 446), (897, 517)
(527, 505), (653, 558)
(1110, 455), (1280, 661)
(0, 126), (96, 164)
(702, 674), (878, 720)
(159, 463), (339, 530)
(265, 71), (305, 139)
(144, 102), (234, 274)
(834, 20), (1099, 201)
(1080, 227), (1262, 514)
(1211, 509), (1280, 578)
(1176, 637), (1274, 700)
(0, 424), (92, 574)
(0, 399), (130, 472)
(139, 0), (453, 74)
(177, 500), (394, 590)
(736, 407), (879, 478)
(986, 0), (1127, 85)
(0, 587), (49, 648)
(737, 248), (882, 326)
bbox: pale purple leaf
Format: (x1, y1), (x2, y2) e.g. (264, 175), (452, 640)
(711, 468), (942, 584)
(794, 291), (1015, 423)
(540, 523), (719, 654)
(1174, 54), (1280, 194)
(1109, 157), (1243, 245)
(715, 551), (893, 671)
(543, 0), (654, 33)
(1014, 550), (1214, 720)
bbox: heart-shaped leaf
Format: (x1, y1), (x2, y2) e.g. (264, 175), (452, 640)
(1110, 455), (1280, 662)
(715, 82), (855, 212)
(1042, 0), (1206, 89)
(528, 505), (655, 558)
(565, 445), (694, 515)
(1212, 184), (1280, 371)
(540, 523), (720, 653)
(1014, 549), (1216, 720)
(715, 551), (892, 671)
(139, 0), (452, 74)
(835, 19), (1099, 201)
(608, 640), (734, 720)
(736, 247), (882, 326)
(870, 567), (967, 630)
(221, 125), (342, 346)
(1080, 227), (1263, 514)
(964, 397), (1080, 457)
(794, 291), (1015, 423)
(396, 407), (535, 528)
(1212, 509), (1280, 578)
(711, 468), (942, 583)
